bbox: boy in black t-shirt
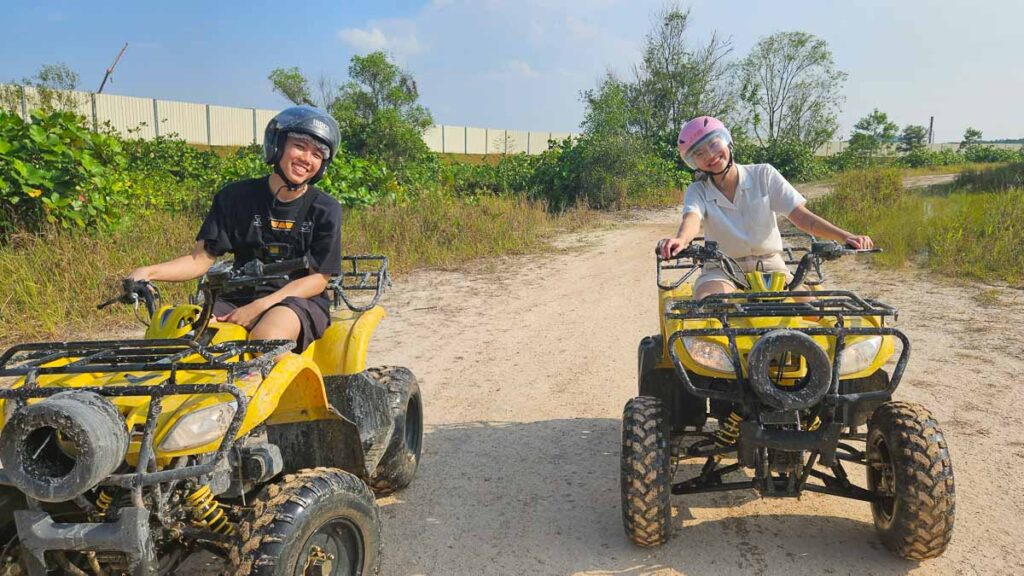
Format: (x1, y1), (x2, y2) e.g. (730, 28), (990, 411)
(128, 106), (343, 351)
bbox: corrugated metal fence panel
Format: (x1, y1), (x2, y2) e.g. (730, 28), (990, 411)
(254, 109), (278, 145)
(528, 132), (551, 154)
(155, 99), (207, 143)
(465, 127), (486, 154)
(441, 125), (466, 154)
(17, 87), (92, 121)
(422, 125), (443, 152)
(485, 129), (506, 154)
(209, 105), (254, 146)
(506, 130), (529, 154)
(549, 132), (574, 145)
(95, 93), (155, 139)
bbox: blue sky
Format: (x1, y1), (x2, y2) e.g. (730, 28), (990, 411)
(2, 0), (1021, 142)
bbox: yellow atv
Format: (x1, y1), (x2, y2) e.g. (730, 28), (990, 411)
(622, 237), (955, 560)
(0, 255), (422, 575)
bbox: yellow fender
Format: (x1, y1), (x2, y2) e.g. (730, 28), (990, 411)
(303, 305), (386, 376)
(153, 353), (332, 460)
(144, 304), (202, 340)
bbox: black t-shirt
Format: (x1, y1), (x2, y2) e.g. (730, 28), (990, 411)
(196, 177), (342, 308)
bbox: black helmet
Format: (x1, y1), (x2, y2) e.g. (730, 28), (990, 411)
(263, 105), (341, 186)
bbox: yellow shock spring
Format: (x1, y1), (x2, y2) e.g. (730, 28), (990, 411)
(715, 412), (744, 449)
(806, 416), (822, 432)
(95, 490), (114, 515)
(185, 485), (235, 535)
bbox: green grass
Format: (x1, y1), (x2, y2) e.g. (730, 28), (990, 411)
(809, 166), (1024, 286)
(0, 195), (596, 346)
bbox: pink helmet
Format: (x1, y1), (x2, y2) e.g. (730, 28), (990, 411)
(677, 116), (732, 169)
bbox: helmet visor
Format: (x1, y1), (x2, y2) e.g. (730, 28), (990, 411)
(286, 132), (331, 160)
(680, 129), (731, 169)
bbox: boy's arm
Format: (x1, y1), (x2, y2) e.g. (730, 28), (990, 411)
(128, 241), (217, 282)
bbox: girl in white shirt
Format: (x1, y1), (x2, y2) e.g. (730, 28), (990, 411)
(657, 116), (873, 300)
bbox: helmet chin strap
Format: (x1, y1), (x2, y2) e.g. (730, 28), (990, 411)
(273, 163), (308, 192)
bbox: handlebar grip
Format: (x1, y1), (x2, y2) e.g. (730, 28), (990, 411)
(262, 256), (310, 276)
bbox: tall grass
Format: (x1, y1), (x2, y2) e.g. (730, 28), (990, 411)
(809, 167), (1024, 286)
(0, 195), (594, 346)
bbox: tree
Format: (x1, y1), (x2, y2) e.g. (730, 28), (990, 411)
(897, 124), (928, 153)
(847, 109), (898, 159)
(332, 52), (433, 169)
(1, 62), (84, 115)
(623, 4), (736, 155)
(738, 31), (846, 150)
(268, 67), (314, 106)
(959, 126), (983, 151)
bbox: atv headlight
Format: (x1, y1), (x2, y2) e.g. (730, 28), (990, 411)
(839, 336), (883, 376)
(683, 337), (734, 373)
(159, 401), (237, 452)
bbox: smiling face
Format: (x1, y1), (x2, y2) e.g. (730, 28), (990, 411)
(278, 133), (326, 185)
(684, 134), (731, 173)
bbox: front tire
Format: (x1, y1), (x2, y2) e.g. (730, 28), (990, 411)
(867, 401), (955, 560)
(230, 468), (382, 576)
(367, 367), (423, 495)
(620, 396), (673, 547)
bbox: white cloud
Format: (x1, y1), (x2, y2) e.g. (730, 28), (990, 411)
(504, 60), (538, 78)
(338, 20), (423, 61)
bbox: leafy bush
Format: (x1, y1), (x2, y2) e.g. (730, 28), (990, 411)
(122, 135), (224, 214)
(733, 139), (832, 182)
(0, 110), (129, 234)
(963, 145), (1020, 164)
(529, 135), (686, 210)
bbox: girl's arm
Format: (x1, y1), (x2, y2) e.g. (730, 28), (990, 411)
(787, 205), (874, 249)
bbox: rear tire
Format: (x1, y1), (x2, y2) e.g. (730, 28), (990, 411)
(230, 467), (382, 576)
(367, 367), (423, 495)
(867, 401), (955, 560)
(620, 396), (673, 547)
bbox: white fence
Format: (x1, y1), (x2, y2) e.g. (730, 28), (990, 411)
(3, 85), (1019, 156)
(0, 85), (576, 154)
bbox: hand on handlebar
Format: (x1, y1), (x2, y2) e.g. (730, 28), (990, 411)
(657, 238), (688, 260)
(843, 234), (874, 250)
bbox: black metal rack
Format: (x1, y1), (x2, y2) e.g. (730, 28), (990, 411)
(0, 338), (292, 490)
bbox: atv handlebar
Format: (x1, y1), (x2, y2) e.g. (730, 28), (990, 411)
(788, 242), (881, 290)
(656, 239), (880, 292)
(97, 279), (160, 323)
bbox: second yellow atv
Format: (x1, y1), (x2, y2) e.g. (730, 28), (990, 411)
(0, 255), (422, 575)
(621, 238), (955, 561)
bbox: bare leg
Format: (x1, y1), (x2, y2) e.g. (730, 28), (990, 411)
(249, 305), (301, 343)
(694, 279), (738, 301)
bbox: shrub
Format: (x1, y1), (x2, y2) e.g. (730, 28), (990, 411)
(0, 110), (129, 235)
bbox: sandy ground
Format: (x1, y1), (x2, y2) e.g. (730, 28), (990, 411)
(106, 169), (1022, 574)
(354, 195), (1024, 575)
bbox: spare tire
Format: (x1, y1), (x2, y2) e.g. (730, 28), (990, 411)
(0, 391), (128, 502)
(747, 330), (832, 411)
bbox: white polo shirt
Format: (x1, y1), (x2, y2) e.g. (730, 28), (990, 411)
(682, 164), (806, 258)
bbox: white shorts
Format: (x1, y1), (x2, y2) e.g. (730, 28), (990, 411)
(694, 253), (795, 291)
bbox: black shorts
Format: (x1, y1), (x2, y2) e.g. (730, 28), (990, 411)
(212, 296), (330, 352)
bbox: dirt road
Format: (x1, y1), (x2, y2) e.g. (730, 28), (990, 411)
(363, 202), (1024, 575)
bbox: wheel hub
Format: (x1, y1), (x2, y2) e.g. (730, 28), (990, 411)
(303, 545), (334, 576)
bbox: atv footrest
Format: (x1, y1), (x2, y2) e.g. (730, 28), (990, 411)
(14, 507), (155, 576)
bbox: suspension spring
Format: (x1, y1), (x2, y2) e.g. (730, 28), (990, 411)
(715, 411), (744, 449)
(95, 490), (114, 514)
(185, 485), (234, 535)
